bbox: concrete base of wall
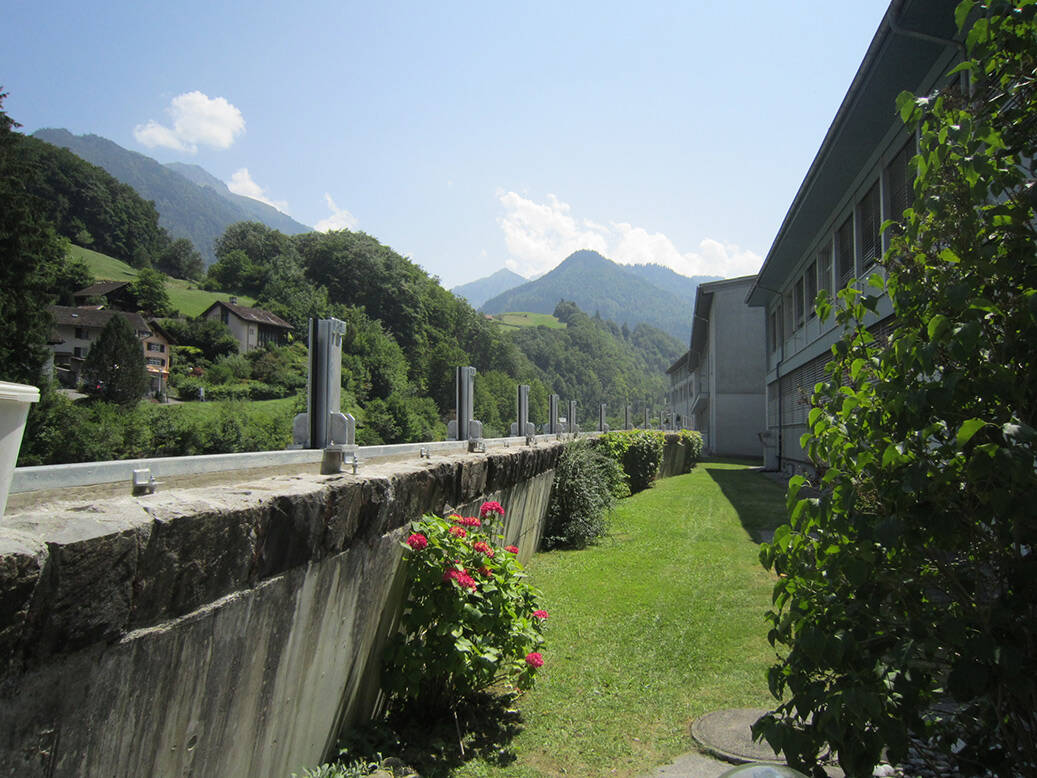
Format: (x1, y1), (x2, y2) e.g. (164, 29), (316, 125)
(0, 443), (563, 777)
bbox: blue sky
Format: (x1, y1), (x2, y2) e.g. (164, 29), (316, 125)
(3, 0), (895, 288)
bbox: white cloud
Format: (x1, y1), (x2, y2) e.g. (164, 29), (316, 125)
(133, 91), (245, 153)
(497, 191), (762, 279)
(314, 193), (359, 232)
(227, 168), (289, 213)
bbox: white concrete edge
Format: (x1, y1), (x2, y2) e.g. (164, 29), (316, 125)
(10, 433), (596, 494)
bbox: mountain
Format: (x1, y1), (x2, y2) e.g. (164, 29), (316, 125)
(31, 129), (311, 266)
(451, 267), (527, 308)
(480, 250), (718, 342)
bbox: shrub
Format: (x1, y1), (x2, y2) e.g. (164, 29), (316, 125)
(597, 429), (664, 492)
(542, 440), (625, 549)
(384, 503), (547, 711)
(678, 429), (704, 472)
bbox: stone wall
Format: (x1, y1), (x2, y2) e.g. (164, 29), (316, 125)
(0, 442), (563, 778)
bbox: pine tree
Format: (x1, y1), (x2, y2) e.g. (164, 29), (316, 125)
(82, 315), (148, 406)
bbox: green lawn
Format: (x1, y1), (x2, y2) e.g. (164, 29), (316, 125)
(156, 396), (299, 425)
(453, 461), (787, 777)
(69, 244), (255, 317)
(489, 312), (564, 330)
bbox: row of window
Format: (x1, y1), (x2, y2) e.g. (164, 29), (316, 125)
(768, 136), (915, 352)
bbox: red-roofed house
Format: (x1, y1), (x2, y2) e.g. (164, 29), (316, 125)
(200, 299), (293, 353)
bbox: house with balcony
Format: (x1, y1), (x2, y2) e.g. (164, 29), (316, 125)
(667, 275), (765, 458)
(201, 299), (293, 353)
(48, 306), (175, 395)
(745, 0), (961, 473)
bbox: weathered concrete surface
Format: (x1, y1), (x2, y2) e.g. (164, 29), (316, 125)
(659, 434), (698, 479)
(0, 442), (563, 777)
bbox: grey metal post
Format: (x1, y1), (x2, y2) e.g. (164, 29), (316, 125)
(549, 394), (559, 435)
(292, 317), (355, 451)
(599, 403), (607, 432)
(517, 384), (529, 436)
(644, 407), (650, 428)
(568, 400), (577, 434)
(625, 405), (632, 430)
(448, 366), (480, 441)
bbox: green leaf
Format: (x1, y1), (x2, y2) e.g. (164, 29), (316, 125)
(939, 248), (961, 264)
(955, 0), (975, 32)
(956, 418), (986, 448)
(927, 314), (950, 340)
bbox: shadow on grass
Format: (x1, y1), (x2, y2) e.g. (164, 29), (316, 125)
(702, 459), (789, 544)
(334, 691), (525, 778)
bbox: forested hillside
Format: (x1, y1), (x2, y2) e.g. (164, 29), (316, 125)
(480, 250), (701, 341)
(33, 129), (310, 265)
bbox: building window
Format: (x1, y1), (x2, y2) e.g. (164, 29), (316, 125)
(818, 242), (833, 299)
(884, 136), (916, 247)
(147, 342), (165, 353)
(74, 327), (89, 340)
(783, 289), (795, 337)
(836, 215), (854, 285)
(74, 347), (84, 358)
(805, 261), (817, 318)
(146, 357), (165, 367)
(793, 277), (804, 328)
(858, 181), (881, 271)
(769, 309), (779, 353)
(221, 308), (230, 325)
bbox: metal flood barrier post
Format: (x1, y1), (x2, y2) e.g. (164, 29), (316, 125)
(447, 366), (482, 442)
(292, 319), (355, 472)
(644, 407), (650, 428)
(624, 405), (632, 430)
(548, 394), (560, 435)
(599, 403), (608, 432)
(568, 400), (578, 434)
(511, 384), (534, 437)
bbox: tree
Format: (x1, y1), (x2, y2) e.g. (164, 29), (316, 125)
(129, 268), (172, 315)
(0, 90), (73, 385)
(156, 237), (204, 280)
(82, 315), (148, 406)
(756, 3), (1037, 775)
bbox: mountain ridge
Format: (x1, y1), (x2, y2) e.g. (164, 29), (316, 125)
(451, 267), (527, 308)
(31, 129), (311, 266)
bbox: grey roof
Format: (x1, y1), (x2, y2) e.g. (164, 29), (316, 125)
(202, 300), (293, 330)
(746, 0), (960, 307)
(49, 305), (150, 332)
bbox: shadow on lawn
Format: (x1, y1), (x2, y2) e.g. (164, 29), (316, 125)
(335, 691), (524, 778)
(702, 461), (789, 544)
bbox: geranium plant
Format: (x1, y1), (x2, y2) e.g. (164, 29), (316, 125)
(383, 501), (548, 711)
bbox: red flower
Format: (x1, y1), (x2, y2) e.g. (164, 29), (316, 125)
(505, 545), (519, 554)
(525, 652), (544, 668)
(472, 541), (495, 557)
(450, 515), (482, 527)
(443, 568), (478, 590)
(533, 610), (549, 620)
(406, 533), (428, 550)
(448, 525), (467, 539)
(480, 501), (505, 518)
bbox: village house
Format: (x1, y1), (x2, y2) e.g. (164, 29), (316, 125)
(745, 0), (960, 473)
(201, 299), (293, 353)
(47, 306), (175, 395)
(667, 275), (765, 458)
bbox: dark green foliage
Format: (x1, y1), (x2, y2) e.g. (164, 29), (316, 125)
(542, 440), (626, 549)
(160, 317), (239, 361)
(480, 250), (713, 341)
(13, 132), (171, 266)
(0, 92), (82, 385)
(82, 314), (148, 406)
(597, 429), (665, 493)
(757, 4), (1037, 775)
(129, 268), (172, 315)
(156, 237), (204, 280)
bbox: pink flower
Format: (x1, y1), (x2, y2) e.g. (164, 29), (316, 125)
(448, 525), (467, 539)
(525, 652), (544, 668)
(472, 541), (495, 557)
(533, 610), (549, 621)
(406, 533), (428, 550)
(450, 515), (482, 527)
(480, 501), (505, 518)
(505, 545), (519, 554)
(443, 568), (478, 590)
(479, 566), (493, 577)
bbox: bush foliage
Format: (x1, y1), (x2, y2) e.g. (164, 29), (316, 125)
(542, 439), (626, 549)
(756, 3), (1037, 775)
(597, 429), (665, 493)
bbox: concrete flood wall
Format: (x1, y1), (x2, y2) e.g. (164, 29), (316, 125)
(0, 442), (563, 778)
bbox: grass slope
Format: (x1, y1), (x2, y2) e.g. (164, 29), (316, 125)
(69, 244), (255, 317)
(488, 312), (564, 331)
(457, 461), (786, 777)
